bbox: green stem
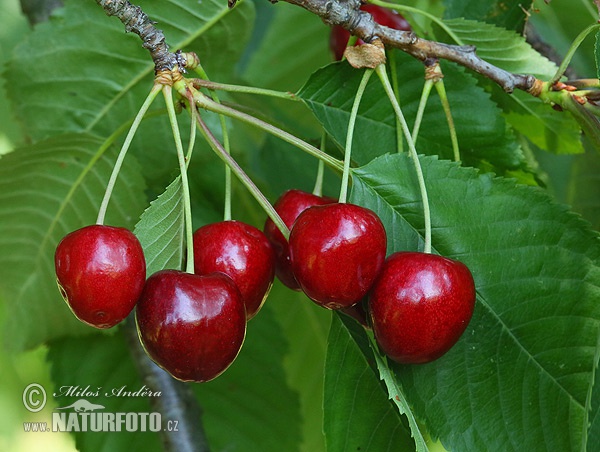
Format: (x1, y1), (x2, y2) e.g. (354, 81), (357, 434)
(96, 83), (162, 225)
(376, 64), (432, 254)
(194, 64), (232, 221)
(163, 85), (195, 274)
(192, 90), (343, 171)
(313, 133), (327, 196)
(411, 78), (434, 146)
(191, 78), (298, 101)
(185, 104), (197, 167)
(192, 108), (291, 240)
(339, 69), (373, 203)
(368, 0), (465, 45)
(389, 51), (404, 153)
(550, 23), (600, 85)
(434, 79), (460, 162)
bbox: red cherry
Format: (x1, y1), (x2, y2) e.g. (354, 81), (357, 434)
(369, 252), (476, 364)
(54, 225), (146, 329)
(193, 220), (275, 320)
(289, 203), (387, 309)
(136, 270), (246, 383)
(263, 189), (335, 290)
(330, 4), (412, 60)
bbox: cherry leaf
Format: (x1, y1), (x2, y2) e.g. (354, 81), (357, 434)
(133, 176), (185, 276)
(349, 153), (600, 451)
(0, 133), (146, 350)
(443, 0), (534, 32)
(324, 313), (417, 451)
(439, 18), (584, 155)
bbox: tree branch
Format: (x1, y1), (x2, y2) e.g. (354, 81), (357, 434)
(124, 319), (211, 452)
(281, 0), (537, 93)
(95, 0), (182, 73)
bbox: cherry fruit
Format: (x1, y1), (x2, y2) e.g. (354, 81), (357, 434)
(369, 252), (476, 364)
(54, 224), (146, 329)
(289, 203), (387, 309)
(330, 4), (411, 60)
(136, 270), (246, 383)
(193, 220), (275, 319)
(263, 189), (335, 290)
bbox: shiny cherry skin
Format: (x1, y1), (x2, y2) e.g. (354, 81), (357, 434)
(289, 203), (387, 309)
(263, 189), (335, 290)
(54, 224), (146, 329)
(330, 4), (411, 60)
(136, 270), (246, 383)
(193, 220), (275, 320)
(369, 252), (476, 364)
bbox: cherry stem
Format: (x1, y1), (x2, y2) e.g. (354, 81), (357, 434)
(339, 69), (374, 203)
(376, 64), (432, 254)
(96, 83), (162, 226)
(550, 23), (600, 86)
(185, 103), (197, 168)
(389, 51), (404, 153)
(434, 79), (461, 162)
(191, 90), (343, 171)
(312, 133), (327, 196)
(190, 78), (298, 102)
(194, 64), (232, 221)
(190, 105), (291, 240)
(163, 85), (195, 274)
(411, 78), (434, 146)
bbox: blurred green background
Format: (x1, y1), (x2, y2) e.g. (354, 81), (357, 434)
(0, 1), (76, 450)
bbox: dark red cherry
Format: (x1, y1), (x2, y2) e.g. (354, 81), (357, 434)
(193, 220), (275, 320)
(289, 203), (387, 309)
(264, 189), (335, 290)
(54, 225), (146, 329)
(136, 270), (246, 383)
(369, 252), (476, 364)
(330, 4), (412, 60)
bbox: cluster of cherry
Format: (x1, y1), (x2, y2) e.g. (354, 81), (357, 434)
(55, 187), (475, 383)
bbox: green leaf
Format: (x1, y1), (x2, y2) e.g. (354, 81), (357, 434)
(586, 337), (600, 452)
(0, 0), (29, 154)
(350, 153), (600, 451)
(0, 133), (146, 350)
(325, 313), (416, 451)
(268, 281), (331, 452)
(595, 31), (600, 80)
(568, 147), (600, 231)
(134, 176), (184, 276)
(440, 18), (584, 155)
(443, 0), (534, 32)
(441, 18), (556, 79)
(298, 56), (524, 170)
(438, 14), (589, 159)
